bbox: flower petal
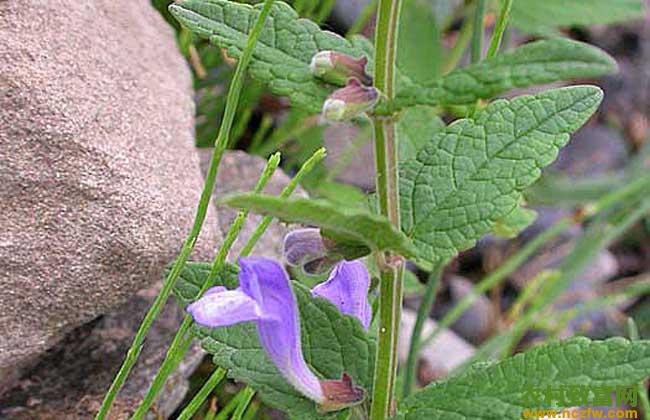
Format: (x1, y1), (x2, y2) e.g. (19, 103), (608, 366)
(312, 260), (372, 329)
(187, 288), (260, 328)
(238, 257), (324, 402)
(203, 286), (227, 296)
(283, 228), (328, 267)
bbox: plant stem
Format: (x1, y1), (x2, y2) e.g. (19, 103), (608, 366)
(231, 386), (256, 420)
(369, 0), (403, 418)
(486, 0), (513, 58)
(131, 153), (280, 419)
(242, 400), (260, 420)
(177, 368), (227, 420)
(213, 390), (245, 420)
(95, 2), (275, 417)
(471, 0), (486, 63)
(402, 264), (444, 398)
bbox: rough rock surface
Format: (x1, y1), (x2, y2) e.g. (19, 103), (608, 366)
(199, 149), (308, 260)
(551, 125), (628, 177)
(0, 285), (205, 419)
(0, 148), (307, 418)
(0, 0), (219, 374)
(442, 275), (497, 344)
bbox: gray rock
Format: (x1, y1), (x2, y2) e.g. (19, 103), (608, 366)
(0, 0), (219, 374)
(554, 251), (624, 338)
(199, 149), (308, 261)
(0, 283), (205, 419)
(512, 248), (618, 292)
(399, 309), (475, 382)
(0, 148), (309, 418)
(551, 125), (629, 177)
(446, 275), (497, 344)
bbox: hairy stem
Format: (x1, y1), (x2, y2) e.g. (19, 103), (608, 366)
(369, 0), (403, 418)
(94, 2), (276, 418)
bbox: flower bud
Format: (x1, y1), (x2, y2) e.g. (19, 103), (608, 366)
(283, 228), (338, 275)
(310, 51), (372, 86)
(322, 79), (379, 121)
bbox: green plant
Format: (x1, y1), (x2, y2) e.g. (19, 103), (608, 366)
(98, 0), (650, 419)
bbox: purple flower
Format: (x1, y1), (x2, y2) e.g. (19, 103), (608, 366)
(313, 261), (372, 330)
(187, 257), (364, 412)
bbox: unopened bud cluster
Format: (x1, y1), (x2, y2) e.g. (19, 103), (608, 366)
(310, 51), (379, 121)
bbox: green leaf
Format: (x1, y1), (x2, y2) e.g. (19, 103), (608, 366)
(397, 337), (650, 419)
(172, 262), (239, 306)
(169, 0), (368, 114)
(400, 86), (603, 265)
(512, 0), (644, 36)
(395, 39), (616, 109)
(397, 0), (443, 84)
(310, 180), (369, 210)
(172, 262), (375, 419)
(492, 206), (538, 239)
(397, 106), (445, 162)
(171, 2), (616, 115)
(222, 193), (417, 258)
